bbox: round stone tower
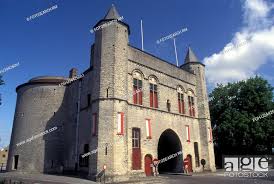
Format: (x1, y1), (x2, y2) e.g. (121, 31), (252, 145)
(7, 76), (67, 173)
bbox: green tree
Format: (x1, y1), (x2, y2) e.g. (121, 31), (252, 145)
(0, 75), (4, 105)
(209, 76), (274, 160)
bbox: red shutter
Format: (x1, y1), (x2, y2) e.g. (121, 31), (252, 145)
(139, 90), (142, 105)
(186, 125), (190, 142)
(178, 99), (181, 113)
(150, 91), (153, 107)
(154, 92), (158, 108)
(188, 97), (192, 116)
(192, 97), (195, 117)
(182, 100), (185, 114)
(133, 86), (137, 104)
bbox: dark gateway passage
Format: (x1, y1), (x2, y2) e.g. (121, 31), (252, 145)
(157, 129), (183, 173)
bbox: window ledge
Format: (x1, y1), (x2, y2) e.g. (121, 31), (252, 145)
(129, 103), (199, 119)
(131, 168), (142, 171)
(133, 103), (143, 107)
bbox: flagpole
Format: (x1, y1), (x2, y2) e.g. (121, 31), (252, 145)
(173, 38), (179, 66)
(141, 19), (144, 51)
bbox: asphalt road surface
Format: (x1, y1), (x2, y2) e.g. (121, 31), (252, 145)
(0, 170), (273, 184)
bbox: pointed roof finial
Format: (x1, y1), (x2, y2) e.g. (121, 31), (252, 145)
(104, 4), (120, 20)
(185, 47), (199, 63)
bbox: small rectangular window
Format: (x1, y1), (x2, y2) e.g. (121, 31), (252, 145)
(132, 128), (141, 170)
(167, 100), (171, 112)
(145, 119), (152, 139)
(194, 142), (200, 167)
(132, 128), (140, 148)
(208, 128), (213, 142)
(87, 94), (91, 106)
(84, 144), (89, 153)
(117, 112), (124, 135)
(14, 155), (19, 170)
(79, 144), (89, 167)
(92, 113), (97, 136)
(185, 125), (190, 142)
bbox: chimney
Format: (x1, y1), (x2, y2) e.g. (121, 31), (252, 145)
(69, 68), (77, 78)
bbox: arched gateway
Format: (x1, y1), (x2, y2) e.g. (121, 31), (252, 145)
(157, 129), (183, 173)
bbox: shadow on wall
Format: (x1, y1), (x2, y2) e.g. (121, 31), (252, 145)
(43, 78), (99, 178)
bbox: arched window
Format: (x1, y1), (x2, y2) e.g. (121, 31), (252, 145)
(132, 71), (143, 105)
(149, 76), (158, 108)
(177, 86), (185, 114)
(187, 89), (195, 117)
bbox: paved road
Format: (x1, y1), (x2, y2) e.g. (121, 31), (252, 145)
(1, 170), (273, 184)
(159, 173), (274, 184)
(0, 173), (96, 184)
(115, 170), (274, 184)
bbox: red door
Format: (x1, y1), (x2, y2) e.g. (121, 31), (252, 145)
(132, 128), (141, 170)
(186, 155), (193, 172)
(144, 155), (152, 176)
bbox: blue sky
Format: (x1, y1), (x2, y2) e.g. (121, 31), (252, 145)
(0, 0), (273, 148)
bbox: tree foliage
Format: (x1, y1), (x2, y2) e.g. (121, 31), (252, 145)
(209, 76), (274, 156)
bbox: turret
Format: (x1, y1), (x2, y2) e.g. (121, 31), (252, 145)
(181, 47), (216, 171)
(181, 47), (209, 119)
(7, 76), (66, 173)
(92, 4), (130, 99)
(90, 5), (130, 179)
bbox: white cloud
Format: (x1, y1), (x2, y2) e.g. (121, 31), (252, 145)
(203, 0), (274, 86)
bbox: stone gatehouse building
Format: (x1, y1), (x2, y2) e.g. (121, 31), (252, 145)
(7, 5), (215, 182)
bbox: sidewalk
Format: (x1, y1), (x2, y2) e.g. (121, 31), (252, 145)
(0, 172), (96, 184)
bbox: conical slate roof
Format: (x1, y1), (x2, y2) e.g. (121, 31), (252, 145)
(93, 4), (130, 34)
(185, 47), (199, 63)
(104, 4), (120, 19)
